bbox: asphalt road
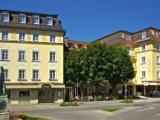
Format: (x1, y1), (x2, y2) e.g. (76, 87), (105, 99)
(9, 101), (160, 120)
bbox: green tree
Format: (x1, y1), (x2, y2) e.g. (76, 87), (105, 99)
(65, 43), (134, 100)
(108, 46), (134, 98)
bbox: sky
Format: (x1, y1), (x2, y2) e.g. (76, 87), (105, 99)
(0, 0), (160, 42)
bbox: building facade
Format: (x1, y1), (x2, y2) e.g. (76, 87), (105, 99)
(95, 27), (160, 96)
(64, 39), (89, 52)
(0, 9), (65, 104)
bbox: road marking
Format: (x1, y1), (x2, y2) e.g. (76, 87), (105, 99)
(155, 114), (160, 116)
(136, 107), (155, 112)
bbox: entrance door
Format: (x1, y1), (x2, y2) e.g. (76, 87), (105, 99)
(38, 89), (54, 103)
(19, 91), (30, 104)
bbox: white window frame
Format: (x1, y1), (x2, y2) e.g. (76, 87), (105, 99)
(141, 44), (146, 51)
(4, 69), (8, 80)
(50, 35), (55, 43)
(2, 31), (8, 40)
(125, 34), (131, 40)
(46, 17), (53, 26)
(156, 44), (160, 51)
(141, 56), (146, 64)
(19, 32), (25, 41)
(18, 69), (25, 80)
(32, 69), (39, 80)
(49, 70), (56, 80)
(142, 71), (146, 78)
(49, 51), (56, 62)
(142, 31), (147, 39)
(32, 51), (39, 62)
(33, 33), (39, 42)
(18, 50), (25, 61)
(1, 49), (8, 61)
(1, 13), (9, 23)
(33, 15), (40, 25)
(19, 14), (26, 24)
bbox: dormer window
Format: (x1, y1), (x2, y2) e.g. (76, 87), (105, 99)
(142, 31), (147, 39)
(46, 17), (53, 26)
(2, 13), (9, 23)
(33, 15), (39, 25)
(19, 14), (26, 24)
(125, 34), (131, 40)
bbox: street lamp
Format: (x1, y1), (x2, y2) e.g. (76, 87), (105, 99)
(76, 77), (79, 97)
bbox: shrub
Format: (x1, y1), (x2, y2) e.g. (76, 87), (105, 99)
(120, 99), (133, 103)
(102, 108), (120, 112)
(82, 96), (88, 101)
(96, 95), (103, 101)
(18, 113), (29, 120)
(60, 102), (79, 107)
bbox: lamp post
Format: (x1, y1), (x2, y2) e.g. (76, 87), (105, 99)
(76, 77), (79, 97)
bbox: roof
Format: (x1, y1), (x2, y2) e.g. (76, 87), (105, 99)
(94, 27), (160, 42)
(94, 30), (132, 42)
(0, 8), (58, 17)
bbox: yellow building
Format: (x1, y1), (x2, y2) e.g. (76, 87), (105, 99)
(0, 9), (65, 104)
(96, 27), (160, 96)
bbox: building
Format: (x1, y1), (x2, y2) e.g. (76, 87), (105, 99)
(0, 9), (65, 104)
(64, 39), (89, 52)
(95, 27), (160, 96)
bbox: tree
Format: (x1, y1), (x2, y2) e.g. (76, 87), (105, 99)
(108, 46), (134, 98)
(65, 43), (135, 100)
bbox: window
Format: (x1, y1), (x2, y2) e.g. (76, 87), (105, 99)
(33, 16), (39, 25)
(156, 44), (160, 51)
(142, 31), (147, 39)
(4, 69), (8, 80)
(156, 32), (159, 37)
(157, 71), (160, 79)
(32, 51), (39, 62)
(1, 50), (8, 61)
(141, 57), (146, 64)
(49, 52), (56, 62)
(19, 32), (25, 41)
(50, 35), (55, 43)
(2, 13), (9, 23)
(157, 56), (160, 64)
(18, 69), (25, 80)
(19, 14), (26, 23)
(46, 17), (53, 26)
(18, 50), (25, 61)
(33, 33), (39, 42)
(142, 71), (146, 78)
(2, 31), (8, 40)
(49, 70), (56, 80)
(141, 45), (146, 51)
(125, 34), (131, 40)
(33, 70), (39, 80)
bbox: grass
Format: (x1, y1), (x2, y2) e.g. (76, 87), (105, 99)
(120, 99), (133, 103)
(60, 102), (79, 107)
(102, 108), (120, 112)
(28, 117), (49, 120)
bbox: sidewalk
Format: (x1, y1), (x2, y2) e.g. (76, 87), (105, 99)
(8, 97), (160, 109)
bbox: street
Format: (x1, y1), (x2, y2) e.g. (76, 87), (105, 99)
(9, 99), (160, 120)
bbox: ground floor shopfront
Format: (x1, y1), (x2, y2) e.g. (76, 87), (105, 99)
(131, 83), (160, 97)
(5, 83), (65, 104)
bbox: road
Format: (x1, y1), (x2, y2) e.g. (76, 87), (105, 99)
(9, 101), (160, 120)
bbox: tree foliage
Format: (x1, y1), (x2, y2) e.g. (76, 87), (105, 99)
(65, 43), (134, 91)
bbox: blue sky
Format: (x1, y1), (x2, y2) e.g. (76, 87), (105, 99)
(0, 0), (160, 42)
